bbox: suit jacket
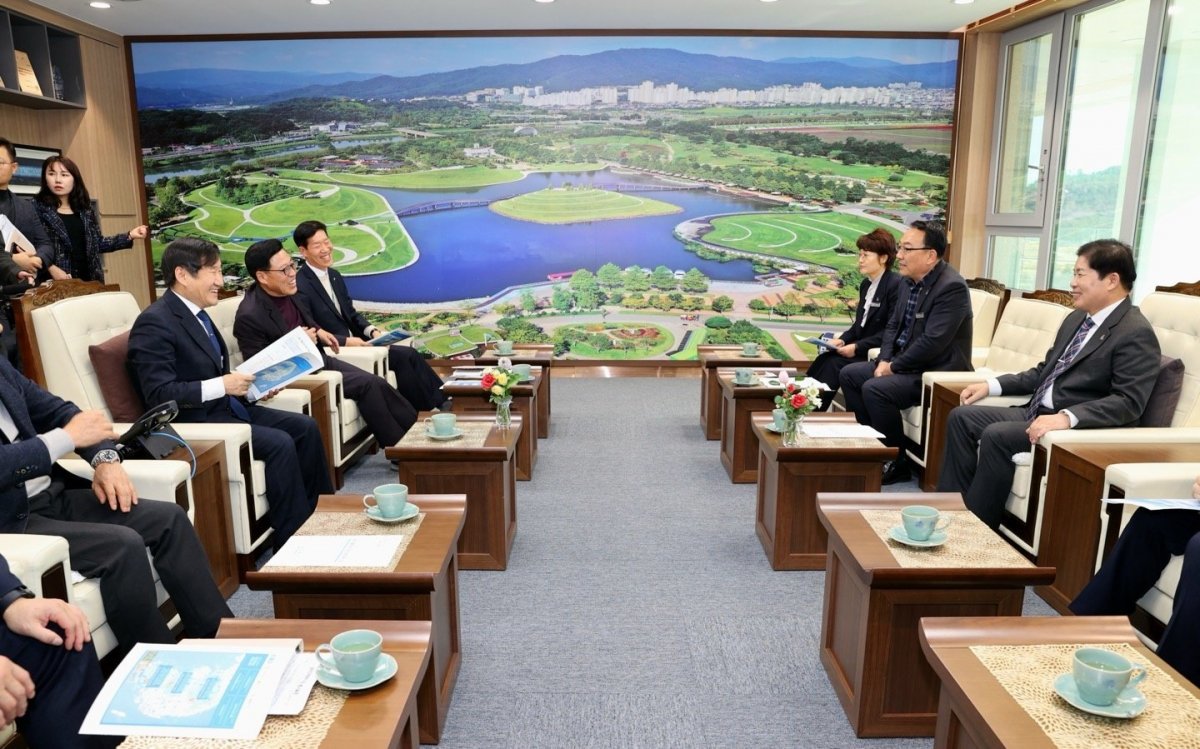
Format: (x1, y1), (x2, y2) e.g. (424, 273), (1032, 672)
(0, 358), (110, 532)
(879, 260), (973, 374)
(0, 554), (21, 596)
(33, 201), (133, 283)
(996, 298), (1161, 428)
(296, 264), (372, 344)
(127, 289), (249, 424)
(840, 271), (902, 353)
(233, 285), (324, 361)
(0, 191), (49, 283)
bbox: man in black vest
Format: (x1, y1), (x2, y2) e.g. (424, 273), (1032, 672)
(293, 220), (446, 411)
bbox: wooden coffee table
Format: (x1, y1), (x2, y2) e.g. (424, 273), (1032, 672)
(214, 618), (430, 749)
(442, 369), (539, 480)
(476, 345), (552, 438)
(698, 346), (783, 440)
(752, 413), (896, 570)
(385, 413), (520, 570)
(816, 492), (1056, 737)
(919, 615), (1200, 748)
(244, 494), (465, 744)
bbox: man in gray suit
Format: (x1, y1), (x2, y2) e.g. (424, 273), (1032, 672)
(937, 239), (1161, 529)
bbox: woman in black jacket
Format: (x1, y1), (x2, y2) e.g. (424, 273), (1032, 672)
(808, 227), (901, 410)
(33, 155), (147, 283)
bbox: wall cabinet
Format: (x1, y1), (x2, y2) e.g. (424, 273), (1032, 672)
(0, 8), (85, 109)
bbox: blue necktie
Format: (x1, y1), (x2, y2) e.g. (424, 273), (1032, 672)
(1026, 317), (1095, 420)
(196, 310), (250, 421)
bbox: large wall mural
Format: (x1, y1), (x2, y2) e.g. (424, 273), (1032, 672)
(132, 34), (959, 360)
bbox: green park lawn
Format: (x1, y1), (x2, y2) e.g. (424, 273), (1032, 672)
(490, 188), (682, 224)
(703, 211), (897, 270)
(527, 162), (605, 173)
(420, 325), (493, 357)
(275, 166), (523, 190)
(561, 322), (675, 359)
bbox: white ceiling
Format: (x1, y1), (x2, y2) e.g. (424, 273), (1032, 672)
(29, 0), (1014, 37)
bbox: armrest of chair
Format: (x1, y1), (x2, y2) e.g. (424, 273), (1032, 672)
(1105, 462), (1200, 498)
(259, 387), (310, 415)
(1041, 427), (1200, 450)
(56, 458), (191, 506)
(0, 533), (71, 597)
(971, 347), (990, 368)
(923, 370), (996, 387)
(330, 347), (389, 378)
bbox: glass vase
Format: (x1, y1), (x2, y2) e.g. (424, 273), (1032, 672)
(782, 415), (802, 447)
(494, 396), (513, 428)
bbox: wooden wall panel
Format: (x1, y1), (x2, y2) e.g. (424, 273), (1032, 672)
(948, 31), (1001, 279)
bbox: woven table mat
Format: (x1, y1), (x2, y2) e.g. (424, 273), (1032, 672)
(709, 349), (775, 361)
(264, 512), (425, 573)
(969, 643), (1200, 748)
(119, 685), (348, 748)
(396, 420), (493, 448)
(787, 433), (881, 449)
(861, 509), (1034, 569)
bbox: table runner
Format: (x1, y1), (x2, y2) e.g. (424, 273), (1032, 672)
(265, 511), (425, 573)
(860, 509), (1034, 569)
(969, 642), (1200, 748)
(396, 420), (494, 449)
(119, 685), (348, 748)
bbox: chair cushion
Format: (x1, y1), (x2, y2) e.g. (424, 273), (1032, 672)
(88, 331), (145, 422)
(1139, 356), (1185, 427)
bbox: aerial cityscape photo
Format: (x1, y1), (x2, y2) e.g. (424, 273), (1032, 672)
(132, 34), (959, 360)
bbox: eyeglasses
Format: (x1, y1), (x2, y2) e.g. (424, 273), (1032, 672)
(0, 160), (16, 166)
(897, 246), (935, 254)
(263, 261), (300, 276)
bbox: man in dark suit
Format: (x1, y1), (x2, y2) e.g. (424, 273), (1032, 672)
(128, 238), (331, 550)
(1, 553), (117, 748)
(293, 220), (447, 411)
(839, 220), (973, 484)
(937, 239), (1161, 529)
(0, 352), (231, 660)
(234, 239), (416, 450)
(1070, 475), (1200, 686)
(0, 137), (46, 364)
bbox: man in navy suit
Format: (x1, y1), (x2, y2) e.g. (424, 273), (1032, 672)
(0, 137), (46, 364)
(293, 220), (446, 411)
(0, 352), (230, 660)
(937, 240), (1161, 529)
(839, 220), (973, 484)
(127, 238), (331, 550)
(1, 553), (117, 748)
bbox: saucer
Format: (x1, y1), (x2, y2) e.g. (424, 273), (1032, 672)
(425, 427), (464, 441)
(733, 377), (761, 387)
(316, 653), (398, 691)
(887, 525), (948, 548)
(739, 351), (761, 358)
(765, 423), (785, 434)
(1052, 673), (1146, 719)
(365, 504), (419, 524)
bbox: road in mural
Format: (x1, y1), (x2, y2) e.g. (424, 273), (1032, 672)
(132, 35), (958, 360)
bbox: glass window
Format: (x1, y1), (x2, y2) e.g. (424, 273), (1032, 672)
(1136, 0), (1200, 296)
(1048, 0), (1151, 288)
(989, 234), (1042, 290)
(995, 33), (1055, 216)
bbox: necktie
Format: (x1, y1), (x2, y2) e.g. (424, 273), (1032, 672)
(1026, 317), (1095, 420)
(196, 310), (250, 421)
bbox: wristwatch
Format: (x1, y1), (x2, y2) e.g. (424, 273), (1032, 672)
(90, 448), (121, 467)
(0, 586), (34, 617)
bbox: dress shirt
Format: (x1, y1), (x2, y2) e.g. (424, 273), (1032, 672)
(0, 398), (73, 498)
(171, 290), (229, 403)
(860, 272), (883, 326)
(310, 266), (376, 338)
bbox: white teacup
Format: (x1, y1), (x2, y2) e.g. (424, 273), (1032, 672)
(742, 341), (760, 356)
(900, 505), (951, 542)
(316, 629), (383, 683)
(425, 412), (457, 436)
(1073, 647), (1147, 706)
(363, 483), (409, 518)
(772, 408), (788, 431)
(493, 340), (514, 355)
(734, 367), (754, 384)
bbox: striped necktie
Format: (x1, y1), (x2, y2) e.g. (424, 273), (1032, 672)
(1026, 317), (1095, 420)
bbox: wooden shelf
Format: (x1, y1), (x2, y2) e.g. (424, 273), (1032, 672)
(0, 8), (86, 109)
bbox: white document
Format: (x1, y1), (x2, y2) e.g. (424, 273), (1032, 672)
(0, 215), (35, 255)
(801, 423), (886, 439)
(81, 642), (294, 740)
(235, 326), (323, 401)
(264, 535), (403, 569)
(1101, 497), (1200, 512)
(181, 639), (315, 715)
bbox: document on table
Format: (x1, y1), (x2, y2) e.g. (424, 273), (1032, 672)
(264, 535), (403, 569)
(80, 641), (296, 739)
(1101, 497), (1200, 512)
(801, 423), (886, 439)
(448, 366), (486, 383)
(235, 326), (323, 401)
(182, 639), (315, 715)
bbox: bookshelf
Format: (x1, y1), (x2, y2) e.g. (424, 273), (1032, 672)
(0, 8), (85, 109)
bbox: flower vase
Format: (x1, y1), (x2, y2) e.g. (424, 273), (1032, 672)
(494, 396), (513, 428)
(781, 415), (802, 447)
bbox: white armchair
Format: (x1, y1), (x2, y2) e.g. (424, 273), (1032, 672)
(1002, 287), (1200, 555)
(1096, 462), (1200, 646)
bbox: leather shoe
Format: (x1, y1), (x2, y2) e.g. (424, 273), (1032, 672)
(881, 458), (912, 486)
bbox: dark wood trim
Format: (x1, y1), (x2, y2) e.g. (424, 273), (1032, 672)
(10, 279), (119, 387)
(127, 29), (962, 44)
(1155, 279), (1200, 296)
(122, 36), (158, 303)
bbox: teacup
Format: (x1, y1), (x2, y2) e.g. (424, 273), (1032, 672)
(900, 505), (952, 542)
(742, 341), (760, 356)
(363, 483), (409, 519)
(424, 412), (457, 436)
(315, 629), (383, 683)
(1073, 647), (1147, 706)
(493, 340), (514, 355)
(734, 367), (754, 384)
(772, 408), (788, 431)
(512, 363), (532, 381)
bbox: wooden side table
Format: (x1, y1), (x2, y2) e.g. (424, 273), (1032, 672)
(217, 618), (431, 749)
(816, 492), (1055, 737)
(170, 439), (238, 597)
(699, 346), (780, 440)
(753, 414), (895, 570)
(244, 494), (465, 745)
(442, 373), (538, 480)
(718, 370), (789, 483)
(287, 378), (336, 487)
(385, 414), (520, 570)
(920, 381), (970, 492)
(477, 346), (553, 438)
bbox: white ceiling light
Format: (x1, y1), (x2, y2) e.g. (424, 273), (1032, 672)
(90, 1), (111, 7)
(310, 0), (330, 5)
(534, 0), (555, 4)
(953, 0), (975, 4)
(761, 0), (780, 3)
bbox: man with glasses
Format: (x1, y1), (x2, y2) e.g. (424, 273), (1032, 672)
(233, 239), (416, 452)
(839, 220), (973, 484)
(937, 239), (1160, 529)
(128, 238), (331, 550)
(0, 138), (49, 365)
